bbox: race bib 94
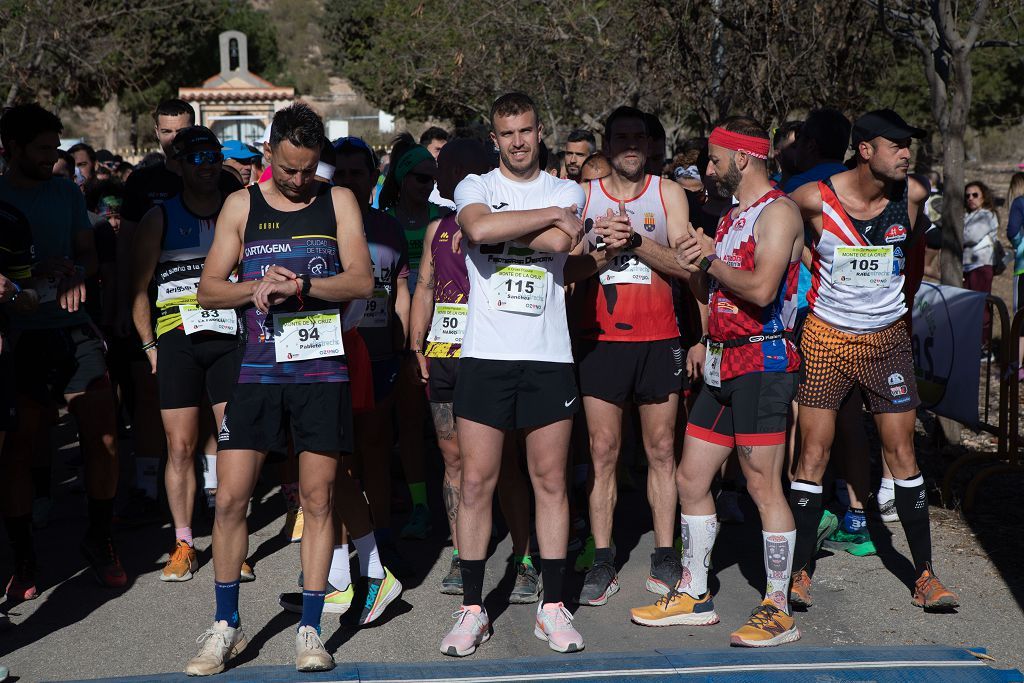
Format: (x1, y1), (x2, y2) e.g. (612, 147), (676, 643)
(273, 310), (344, 363)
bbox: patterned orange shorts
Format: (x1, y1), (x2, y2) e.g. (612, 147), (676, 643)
(796, 313), (919, 414)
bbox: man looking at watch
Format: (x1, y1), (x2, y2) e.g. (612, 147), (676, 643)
(631, 116), (804, 649)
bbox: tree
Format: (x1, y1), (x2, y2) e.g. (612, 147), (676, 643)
(868, 0), (1024, 286)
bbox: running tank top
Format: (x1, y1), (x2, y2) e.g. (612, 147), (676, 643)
(709, 189), (800, 381)
(237, 183), (348, 384)
(386, 202), (444, 296)
(424, 213), (470, 359)
(808, 178), (911, 334)
(154, 196), (227, 338)
(578, 175), (680, 342)
(357, 209), (409, 360)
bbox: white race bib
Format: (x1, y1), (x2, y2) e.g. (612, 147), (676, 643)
(180, 305), (237, 336)
(491, 264), (547, 315)
(599, 252), (652, 285)
(359, 289), (390, 328)
(704, 341), (723, 388)
(28, 275), (60, 304)
(833, 246), (893, 288)
(427, 303), (468, 345)
(273, 310), (344, 363)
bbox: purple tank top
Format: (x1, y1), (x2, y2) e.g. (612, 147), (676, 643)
(424, 214), (469, 358)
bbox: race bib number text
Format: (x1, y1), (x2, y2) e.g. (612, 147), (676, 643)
(599, 252), (652, 285)
(427, 303), (468, 345)
(833, 246), (893, 288)
(273, 310), (344, 363)
(491, 265), (546, 315)
(180, 305), (238, 336)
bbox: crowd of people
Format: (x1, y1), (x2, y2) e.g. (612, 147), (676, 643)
(0, 89), (1021, 678)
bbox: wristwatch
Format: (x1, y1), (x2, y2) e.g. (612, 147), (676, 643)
(300, 275), (312, 296)
(698, 253), (718, 273)
(627, 230), (642, 250)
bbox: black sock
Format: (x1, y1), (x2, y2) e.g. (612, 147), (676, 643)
(594, 547), (614, 566)
(894, 474), (932, 573)
(541, 558), (566, 605)
(789, 480), (823, 574)
(653, 546), (674, 562)
(460, 559), (485, 607)
(87, 497), (115, 541)
(4, 514), (34, 562)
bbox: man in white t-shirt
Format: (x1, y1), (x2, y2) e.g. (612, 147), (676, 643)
(439, 92), (585, 657)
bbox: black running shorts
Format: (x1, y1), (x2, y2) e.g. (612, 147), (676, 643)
(157, 329), (239, 410)
(427, 356), (459, 404)
(577, 337), (686, 403)
(218, 382), (354, 455)
(453, 358), (578, 430)
(686, 371), (797, 448)
(14, 324), (108, 402)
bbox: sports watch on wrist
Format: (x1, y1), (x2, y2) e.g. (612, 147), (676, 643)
(300, 275), (312, 296)
(698, 253), (718, 273)
(627, 230), (642, 250)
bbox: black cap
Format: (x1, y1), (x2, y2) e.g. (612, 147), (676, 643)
(95, 149), (116, 163)
(851, 109), (926, 147)
(171, 126), (221, 158)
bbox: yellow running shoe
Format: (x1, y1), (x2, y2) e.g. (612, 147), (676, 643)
(630, 590), (720, 627)
(160, 540), (196, 582)
(282, 508), (304, 543)
(729, 598), (801, 647)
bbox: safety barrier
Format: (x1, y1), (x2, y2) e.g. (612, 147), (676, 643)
(939, 295), (1012, 510)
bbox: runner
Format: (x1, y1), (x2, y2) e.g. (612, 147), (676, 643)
(630, 116), (804, 648)
(563, 130), (596, 183)
(410, 138), (538, 602)
(128, 126), (251, 583)
(438, 92), (585, 657)
(574, 106), (691, 606)
(184, 103), (373, 675)
(786, 109), (959, 612)
(0, 103), (127, 593)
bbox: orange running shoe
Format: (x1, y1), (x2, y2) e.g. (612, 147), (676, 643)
(789, 569), (812, 609)
(912, 568), (959, 611)
(160, 539), (197, 582)
(240, 561), (255, 583)
(730, 598), (801, 648)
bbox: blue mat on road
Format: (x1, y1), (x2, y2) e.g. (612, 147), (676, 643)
(52, 645), (1023, 682)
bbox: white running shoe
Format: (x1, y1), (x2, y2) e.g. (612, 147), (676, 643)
(534, 602), (585, 653)
(185, 621), (247, 676)
(295, 625), (334, 672)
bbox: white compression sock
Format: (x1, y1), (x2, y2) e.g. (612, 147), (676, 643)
(328, 544), (351, 589)
(678, 514), (718, 599)
(203, 454), (218, 490)
(352, 532), (385, 579)
(763, 530), (796, 614)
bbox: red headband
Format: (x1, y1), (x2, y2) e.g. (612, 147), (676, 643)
(708, 127), (770, 159)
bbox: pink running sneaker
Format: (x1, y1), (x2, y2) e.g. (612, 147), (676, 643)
(534, 602), (585, 653)
(440, 605), (490, 657)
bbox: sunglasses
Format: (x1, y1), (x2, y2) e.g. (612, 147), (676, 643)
(229, 157), (259, 166)
(410, 172), (434, 183)
(967, 192), (981, 199)
(183, 151), (224, 166)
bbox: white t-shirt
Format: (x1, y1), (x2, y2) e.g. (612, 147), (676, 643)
(454, 168), (585, 362)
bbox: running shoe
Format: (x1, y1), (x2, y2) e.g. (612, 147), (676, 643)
(716, 489), (745, 524)
(816, 509), (839, 554)
(80, 536), (128, 589)
(534, 602), (584, 653)
(295, 625), (334, 672)
(161, 540), (197, 582)
(440, 605), (490, 657)
(440, 555), (463, 595)
(646, 551), (683, 595)
(282, 507), (303, 543)
(509, 561), (541, 604)
(279, 582), (354, 615)
(729, 599), (801, 648)
(184, 620), (247, 676)
(824, 527), (876, 556)
(630, 590), (720, 626)
(0, 663), (7, 682)
(878, 496), (899, 523)
(240, 561), (255, 582)
(5, 556), (38, 601)
(912, 568), (959, 611)
(579, 561), (619, 606)
(788, 569), (813, 609)
(359, 568), (402, 625)
(574, 534), (595, 573)
(400, 504), (432, 540)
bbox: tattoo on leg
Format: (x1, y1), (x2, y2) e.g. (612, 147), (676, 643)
(431, 402), (456, 441)
(442, 476), (460, 525)
(738, 445), (753, 460)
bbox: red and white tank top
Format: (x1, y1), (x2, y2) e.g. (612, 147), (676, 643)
(709, 189), (800, 381)
(808, 179), (910, 333)
(578, 175), (680, 342)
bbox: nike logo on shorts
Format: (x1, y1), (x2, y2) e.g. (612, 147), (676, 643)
(564, 397), (577, 407)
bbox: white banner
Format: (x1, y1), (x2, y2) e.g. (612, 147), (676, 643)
(911, 283), (986, 427)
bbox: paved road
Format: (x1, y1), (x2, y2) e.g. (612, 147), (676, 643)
(1, 425), (1023, 681)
